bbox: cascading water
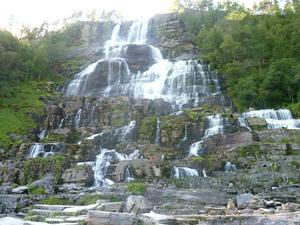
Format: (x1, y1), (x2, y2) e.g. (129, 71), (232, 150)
(65, 18), (221, 110)
(94, 149), (140, 187)
(124, 166), (135, 182)
(189, 141), (204, 156)
(173, 166), (199, 178)
(189, 114), (225, 156)
(114, 120), (136, 141)
(204, 114), (225, 138)
(94, 149), (126, 186)
(74, 109), (82, 129)
(154, 117), (161, 145)
(37, 130), (47, 141)
(28, 143), (45, 158)
(242, 109), (300, 130)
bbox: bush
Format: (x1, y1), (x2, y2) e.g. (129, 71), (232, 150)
(127, 182), (147, 195)
(28, 186), (46, 195)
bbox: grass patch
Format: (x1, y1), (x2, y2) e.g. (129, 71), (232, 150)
(39, 196), (74, 205)
(127, 182), (147, 195)
(77, 194), (102, 205)
(0, 81), (51, 149)
(28, 186), (46, 195)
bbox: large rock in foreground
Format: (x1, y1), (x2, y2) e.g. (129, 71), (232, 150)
(86, 210), (137, 225)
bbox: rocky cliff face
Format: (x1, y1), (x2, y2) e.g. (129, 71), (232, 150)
(1, 13), (300, 225)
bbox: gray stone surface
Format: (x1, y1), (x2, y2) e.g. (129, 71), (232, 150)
(125, 195), (153, 214)
(86, 210), (137, 225)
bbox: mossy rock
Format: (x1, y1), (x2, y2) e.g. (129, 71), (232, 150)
(139, 116), (157, 142)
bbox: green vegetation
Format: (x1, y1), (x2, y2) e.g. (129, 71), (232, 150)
(0, 21), (86, 149)
(139, 116), (157, 142)
(23, 155), (67, 184)
(39, 196), (74, 205)
(28, 186), (46, 195)
(77, 194), (102, 205)
(127, 182), (147, 195)
(176, 0), (300, 113)
(0, 81), (49, 149)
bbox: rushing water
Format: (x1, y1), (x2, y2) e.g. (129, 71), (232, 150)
(241, 109), (300, 130)
(124, 166), (135, 182)
(154, 117), (161, 145)
(189, 114), (225, 156)
(114, 120), (137, 142)
(65, 19), (221, 109)
(28, 143), (45, 158)
(173, 166), (199, 178)
(94, 149), (140, 187)
(74, 109), (82, 129)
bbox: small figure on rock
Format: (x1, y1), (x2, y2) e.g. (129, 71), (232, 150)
(225, 162), (237, 172)
(202, 168), (207, 177)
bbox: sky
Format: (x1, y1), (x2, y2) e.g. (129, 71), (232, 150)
(0, 0), (261, 34)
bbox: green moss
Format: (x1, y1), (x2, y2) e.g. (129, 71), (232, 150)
(25, 215), (46, 222)
(288, 103), (300, 118)
(111, 118), (124, 128)
(192, 156), (204, 162)
(23, 155), (67, 184)
(128, 182), (147, 195)
(29, 186), (46, 195)
(290, 160), (300, 169)
(39, 196), (74, 205)
(239, 144), (263, 158)
(139, 116), (157, 142)
(77, 194), (102, 205)
(65, 130), (81, 144)
(45, 133), (65, 142)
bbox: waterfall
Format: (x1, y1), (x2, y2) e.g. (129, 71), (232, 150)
(154, 117), (161, 144)
(124, 166), (135, 182)
(44, 146), (55, 158)
(37, 130), (47, 141)
(94, 149), (126, 187)
(74, 109), (82, 129)
(204, 114), (225, 138)
(173, 166), (199, 178)
(242, 109), (300, 130)
(127, 20), (149, 44)
(65, 18), (221, 110)
(90, 106), (97, 125)
(28, 143), (45, 158)
(58, 118), (64, 128)
(94, 149), (140, 187)
(189, 114), (225, 156)
(86, 133), (102, 140)
(238, 117), (252, 131)
(189, 140), (204, 156)
(114, 120), (137, 141)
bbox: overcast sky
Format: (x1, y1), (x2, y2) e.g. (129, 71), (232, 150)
(0, 0), (262, 33)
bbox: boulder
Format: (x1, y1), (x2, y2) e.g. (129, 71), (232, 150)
(125, 195), (153, 214)
(11, 186), (28, 194)
(86, 210), (137, 225)
(0, 195), (19, 214)
(97, 202), (124, 212)
(236, 193), (264, 210)
(62, 165), (94, 186)
(30, 176), (57, 194)
(246, 117), (267, 130)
